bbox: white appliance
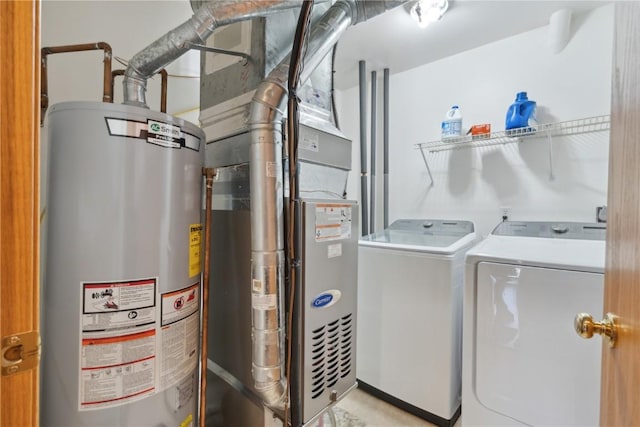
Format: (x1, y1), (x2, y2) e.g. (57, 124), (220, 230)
(462, 221), (606, 426)
(357, 219), (476, 427)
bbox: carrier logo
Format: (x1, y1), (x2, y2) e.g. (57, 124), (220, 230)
(311, 290), (342, 309)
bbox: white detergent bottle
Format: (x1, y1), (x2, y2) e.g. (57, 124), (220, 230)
(441, 105), (463, 141)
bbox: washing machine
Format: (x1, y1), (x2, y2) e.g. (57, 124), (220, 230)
(462, 221), (606, 426)
(357, 219), (476, 427)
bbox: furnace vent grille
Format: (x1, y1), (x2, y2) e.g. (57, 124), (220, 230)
(310, 313), (354, 399)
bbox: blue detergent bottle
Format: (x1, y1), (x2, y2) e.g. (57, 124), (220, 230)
(505, 92), (537, 130)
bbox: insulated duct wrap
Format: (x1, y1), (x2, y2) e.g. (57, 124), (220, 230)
(247, 0), (406, 409)
(124, 0), (301, 107)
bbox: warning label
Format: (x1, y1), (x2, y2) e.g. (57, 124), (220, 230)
(315, 204), (352, 242)
(79, 277), (199, 410)
(82, 279), (156, 333)
(159, 283), (200, 391)
(189, 224), (202, 278)
(80, 278), (158, 411)
(79, 330), (156, 410)
(161, 282), (199, 327)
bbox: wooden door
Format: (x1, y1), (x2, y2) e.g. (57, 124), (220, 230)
(601, 2), (640, 424)
(0, 1), (41, 426)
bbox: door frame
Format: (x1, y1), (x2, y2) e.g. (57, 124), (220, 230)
(0, 1), (41, 426)
(600, 2), (640, 424)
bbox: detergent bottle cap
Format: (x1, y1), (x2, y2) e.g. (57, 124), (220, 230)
(451, 105), (459, 109)
(516, 92), (528, 101)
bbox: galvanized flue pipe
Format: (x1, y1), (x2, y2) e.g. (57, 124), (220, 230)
(112, 69), (168, 113)
(123, 0), (301, 108)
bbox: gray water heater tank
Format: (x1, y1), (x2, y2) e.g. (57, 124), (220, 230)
(42, 101), (204, 426)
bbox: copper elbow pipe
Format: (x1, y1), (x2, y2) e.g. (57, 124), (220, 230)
(111, 68), (168, 113)
(41, 42), (113, 122)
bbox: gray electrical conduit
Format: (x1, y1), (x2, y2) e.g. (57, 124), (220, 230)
(122, 0), (302, 108)
(247, 0), (407, 410)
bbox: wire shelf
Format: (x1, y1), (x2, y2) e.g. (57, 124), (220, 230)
(415, 115), (611, 153)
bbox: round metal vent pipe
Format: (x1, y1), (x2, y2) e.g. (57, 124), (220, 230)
(123, 0), (301, 108)
(247, 0), (407, 409)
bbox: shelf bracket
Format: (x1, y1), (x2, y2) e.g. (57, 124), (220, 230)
(546, 128), (555, 180)
(419, 146), (435, 186)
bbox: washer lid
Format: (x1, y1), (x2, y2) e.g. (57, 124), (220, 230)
(492, 221), (606, 240)
(360, 219), (476, 253)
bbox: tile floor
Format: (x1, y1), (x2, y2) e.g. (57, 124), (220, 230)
(330, 388), (462, 427)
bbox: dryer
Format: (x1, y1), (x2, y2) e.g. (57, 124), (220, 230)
(462, 221), (606, 426)
(357, 219), (476, 427)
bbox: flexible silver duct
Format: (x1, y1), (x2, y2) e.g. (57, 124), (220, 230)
(123, 0), (301, 108)
(118, 0), (405, 414)
(247, 0), (406, 409)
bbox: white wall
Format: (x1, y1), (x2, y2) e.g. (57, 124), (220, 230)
(41, 1), (200, 117)
(337, 4), (614, 237)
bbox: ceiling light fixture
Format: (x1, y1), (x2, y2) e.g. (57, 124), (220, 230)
(410, 0), (449, 28)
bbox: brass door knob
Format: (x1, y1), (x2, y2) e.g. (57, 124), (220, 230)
(574, 312), (619, 348)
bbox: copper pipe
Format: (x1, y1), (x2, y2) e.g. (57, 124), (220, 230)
(199, 168), (216, 427)
(110, 69), (125, 98)
(112, 69), (168, 113)
(159, 69), (168, 114)
(41, 42), (112, 122)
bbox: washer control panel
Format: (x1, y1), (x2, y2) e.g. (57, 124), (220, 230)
(388, 219), (474, 235)
(492, 221), (606, 240)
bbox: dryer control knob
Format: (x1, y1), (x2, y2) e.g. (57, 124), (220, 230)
(552, 225), (569, 233)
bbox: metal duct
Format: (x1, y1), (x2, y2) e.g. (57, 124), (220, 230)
(123, 0), (301, 108)
(247, 0), (406, 409)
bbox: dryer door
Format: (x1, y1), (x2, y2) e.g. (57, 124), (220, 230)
(474, 262), (603, 426)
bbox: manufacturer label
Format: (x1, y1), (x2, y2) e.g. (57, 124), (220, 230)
(252, 294), (277, 310)
(175, 374), (195, 411)
(104, 117), (201, 152)
(301, 132), (319, 152)
(147, 119), (182, 148)
(189, 224), (202, 278)
(315, 204), (352, 242)
(328, 243), (342, 259)
(311, 290), (342, 309)
(266, 161), (278, 178)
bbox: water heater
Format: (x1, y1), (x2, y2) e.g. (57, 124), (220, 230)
(42, 101), (204, 426)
